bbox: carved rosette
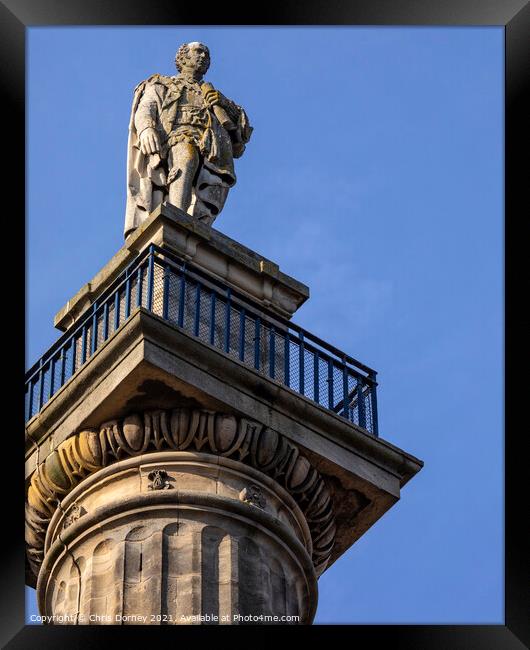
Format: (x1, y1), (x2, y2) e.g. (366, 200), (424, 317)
(26, 409), (336, 582)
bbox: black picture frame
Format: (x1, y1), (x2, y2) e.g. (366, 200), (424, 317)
(6, 1), (528, 647)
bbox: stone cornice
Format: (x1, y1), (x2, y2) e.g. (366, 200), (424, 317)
(26, 308), (423, 490)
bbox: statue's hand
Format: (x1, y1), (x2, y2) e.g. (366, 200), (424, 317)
(139, 127), (161, 155)
(204, 89), (222, 108)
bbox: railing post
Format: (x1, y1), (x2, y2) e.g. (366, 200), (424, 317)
(162, 264), (170, 321)
(146, 246), (155, 312)
(114, 289), (120, 331)
(102, 301), (109, 342)
(209, 292), (216, 346)
(26, 383), (32, 422)
(91, 302), (98, 356)
(49, 356), (56, 400)
(37, 360), (44, 413)
(357, 379), (367, 430)
(81, 325), (87, 365)
(239, 308), (246, 362)
(224, 288), (231, 354)
(327, 359), (334, 410)
(125, 274), (131, 319)
(370, 372), (379, 437)
(342, 359), (349, 420)
(59, 346), (66, 387)
(136, 265), (143, 308)
(70, 337), (76, 376)
(284, 331), (290, 387)
(298, 332), (305, 395)
(269, 325), (275, 379)
(254, 317), (261, 370)
(313, 351), (319, 403)
(194, 282), (201, 337)
(178, 264), (186, 327)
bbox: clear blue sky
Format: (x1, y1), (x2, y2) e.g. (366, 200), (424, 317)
(26, 26), (503, 624)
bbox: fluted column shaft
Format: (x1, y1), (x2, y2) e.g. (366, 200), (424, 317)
(38, 452), (317, 624)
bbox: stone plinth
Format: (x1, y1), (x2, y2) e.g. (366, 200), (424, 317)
(38, 452), (317, 625)
(54, 203), (309, 332)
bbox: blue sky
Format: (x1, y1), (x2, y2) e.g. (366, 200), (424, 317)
(26, 26), (503, 624)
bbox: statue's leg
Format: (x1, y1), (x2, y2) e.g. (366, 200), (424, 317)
(168, 142), (200, 213)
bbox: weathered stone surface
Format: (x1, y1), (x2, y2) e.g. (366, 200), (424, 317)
(38, 452), (317, 624)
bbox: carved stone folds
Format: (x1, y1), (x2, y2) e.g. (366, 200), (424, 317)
(26, 408), (336, 623)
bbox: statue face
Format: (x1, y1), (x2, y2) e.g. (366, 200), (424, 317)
(181, 43), (210, 75)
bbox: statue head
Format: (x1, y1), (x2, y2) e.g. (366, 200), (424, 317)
(175, 42), (210, 77)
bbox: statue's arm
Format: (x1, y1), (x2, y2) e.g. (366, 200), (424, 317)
(221, 94), (253, 150)
(134, 83), (160, 136)
(202, 82), (252, 156)
(133, 82), (162, 155)
(202, 83), (240, 123)
(217, 92), (242, 123)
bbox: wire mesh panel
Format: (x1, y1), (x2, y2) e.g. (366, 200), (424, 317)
(211, 294), (226, 350)
(259, 322), (270, 373)
(260, 323), (283, 378)
(39, 363), (52, 406)
(151, 262), (165, 317)
(330, 363), (344, 414)
(128, 273), (139, 312)
(196, 285), (214, 343)
(163, 271), (179, 324)
(138, 264), (148, 309)
(183, 277), (200, 332)
(363, 389), (374, 434)
(86, 322), (95, 360)
(345, 372), (359, 423)
(269, 329), (287, 384)
(107, 297), (117, 338)
(301, 346), (314, 401)
(63, 341), (75, 384)
(285, 336), (298, 390)
(95, 312), (105, 349)
(224, 299), (234, 356)
(24, 384), (32, 421)
(315, 354), (329, 409)
(118, 288), (127, 325)
(26, 379), (39, 420)
(73, 332), (83, 372)
(49, 352), (62, 400)
(241, 310), (255, 364)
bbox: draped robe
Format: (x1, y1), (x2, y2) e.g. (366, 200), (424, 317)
(124, 73), (252, 239)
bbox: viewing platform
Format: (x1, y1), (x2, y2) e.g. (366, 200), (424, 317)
(25, 204), (379, 437)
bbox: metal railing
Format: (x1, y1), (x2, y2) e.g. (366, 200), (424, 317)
(25, 245), (379, 436)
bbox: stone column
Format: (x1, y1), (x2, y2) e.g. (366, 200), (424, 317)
(28, 409), (334, 625)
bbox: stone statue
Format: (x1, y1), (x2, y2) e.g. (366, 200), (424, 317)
(124, 42), (253, 239)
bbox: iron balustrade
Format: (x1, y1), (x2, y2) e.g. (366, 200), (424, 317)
(25, 245), (379, 436)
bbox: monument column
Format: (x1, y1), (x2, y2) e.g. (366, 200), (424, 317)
(32, 412), (328, 624)
(26, 42), (423, 625)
